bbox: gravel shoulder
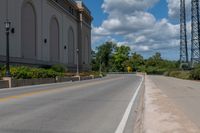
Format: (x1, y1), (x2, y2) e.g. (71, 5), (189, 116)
(143, 75), (200, 133)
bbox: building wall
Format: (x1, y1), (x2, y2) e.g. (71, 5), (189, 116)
(0, 0), (92, 71)
(0, 0), (7, 56)
(81, 22), (91, 70)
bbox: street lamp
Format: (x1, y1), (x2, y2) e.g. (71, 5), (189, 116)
(4, 20), (11, 77)
(76, 48), (79, 76)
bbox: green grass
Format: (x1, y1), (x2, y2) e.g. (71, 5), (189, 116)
(169, 71), (191, 80)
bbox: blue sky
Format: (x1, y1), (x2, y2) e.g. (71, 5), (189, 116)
(82, 0), (191, 60)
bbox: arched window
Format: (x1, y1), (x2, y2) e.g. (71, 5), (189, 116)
(21, 2), (36, 59)
(50, 17), (60, 62)
(68, 27), (75, 65)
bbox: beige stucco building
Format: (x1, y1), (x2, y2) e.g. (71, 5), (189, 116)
(0, 0), (92, 71)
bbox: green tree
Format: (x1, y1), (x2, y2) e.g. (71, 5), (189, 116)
(128, 52), (145, 71)
(112, 45), (131, 72)
(91, 50), (99, 71)
(146, 52), (162, 67)
(96, 42), (116, 72)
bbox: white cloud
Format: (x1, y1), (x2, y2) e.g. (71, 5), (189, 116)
(92, 0), (185, 57)
(102, 0), (159, 14)
(167, 0), (191, 19)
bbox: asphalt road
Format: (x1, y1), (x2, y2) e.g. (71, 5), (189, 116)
(150, 76), (200, 129)
(0, 74), (142, 133)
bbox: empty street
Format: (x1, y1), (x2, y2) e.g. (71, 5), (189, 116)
(0, 74), (143, 133)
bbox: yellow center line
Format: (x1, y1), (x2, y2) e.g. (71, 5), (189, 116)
(0, 77), (123, 102)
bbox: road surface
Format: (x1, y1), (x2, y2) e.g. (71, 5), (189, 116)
(150, 76), (200, 129)
(0, 74), (142, 133)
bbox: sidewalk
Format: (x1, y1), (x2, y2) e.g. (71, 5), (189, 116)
(143, 76), (200, 133)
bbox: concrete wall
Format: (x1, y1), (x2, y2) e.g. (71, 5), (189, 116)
(0, 76), (102, 88)
(0, 0), (92, 71)
(81, 22), (92, 71)
(11, 78), (56, 87)
(0, 80), (9, 89)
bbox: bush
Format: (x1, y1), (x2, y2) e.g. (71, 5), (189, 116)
(79, 71), (105, 77)
(168, 70), (191, 80)
(137, 65), (146, 72)
(51, 64), (67, 73)
(190, 65), (200, 80)
(0, 64), (4, 79)
(1, 66), (64, 79)
(145, 66), (167, 75)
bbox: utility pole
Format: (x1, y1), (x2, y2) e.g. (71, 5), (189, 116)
(191, 0), (200, 67)
(180, 0), (189, 67)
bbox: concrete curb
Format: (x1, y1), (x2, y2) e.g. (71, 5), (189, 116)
(133, 74), (146, 133)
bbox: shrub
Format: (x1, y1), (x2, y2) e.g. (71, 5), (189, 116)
(10, 66), (32, 79)
(51, 64), (67, 73)
(137, 65), (146, 72)
(0, 64), (4, 70)
(1, 66), (64, 79)
(0, 64), (4, 79)
(190, 65), (200, 80)
(168, 70), (191, 80)
(145, 66), (167, 75)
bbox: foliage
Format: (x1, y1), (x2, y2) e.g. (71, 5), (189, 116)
(51, 64), (67, 73)
(111, 45), (131, 72)
(168, 70), (191, 80)
(144, 53), (178, 75)
(145, 66), (168, 75)
(95, 41), (116, 72)
(1, 66), (64, 79)
(91, 50), (99, 71)
(190, 65), (200, 80)
(0, 64), (5, 79)
(0, 64), (4, 70)
(127, 52), (145, 71)
(92, 41), (179, 74)
(146, 52), (162, 67)
(91, 41), (200, 80)
(79, 71), (105, 77)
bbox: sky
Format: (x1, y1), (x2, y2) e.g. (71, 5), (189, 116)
(82, 0), (192, 60)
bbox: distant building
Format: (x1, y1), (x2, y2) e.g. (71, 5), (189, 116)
(0, 0), (92, 71)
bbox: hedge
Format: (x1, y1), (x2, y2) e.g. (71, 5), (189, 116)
(1, 66), (64, 79)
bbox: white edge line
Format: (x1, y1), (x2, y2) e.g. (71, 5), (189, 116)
(115, 76), (144, 133)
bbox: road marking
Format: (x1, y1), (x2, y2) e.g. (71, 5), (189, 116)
(115, 76), (144, 133)
(0, 77), (123, 102)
